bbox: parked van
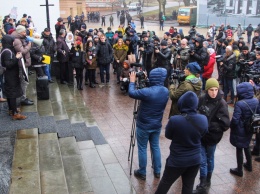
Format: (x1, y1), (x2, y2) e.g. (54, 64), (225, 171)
(177, 6), (197, 26)
(128, 2), (141, 11)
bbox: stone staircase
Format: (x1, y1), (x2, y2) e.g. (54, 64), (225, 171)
(0, 75), (136, 194)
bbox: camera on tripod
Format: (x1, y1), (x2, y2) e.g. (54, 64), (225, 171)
(130, 63), (149, 88)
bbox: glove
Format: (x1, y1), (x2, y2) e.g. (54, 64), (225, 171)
(42, 56), (45, 61)
(26, 36), (34, 42)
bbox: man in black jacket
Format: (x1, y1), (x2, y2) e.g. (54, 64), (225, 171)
(139, 34), (154, 75)
(94, 34), (113, 86)
(155, 40), (172, 86)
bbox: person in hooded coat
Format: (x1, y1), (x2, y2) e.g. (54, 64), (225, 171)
(229, 82), (259, 177)
(128, 68), (169, 181)
(155, 91), (208, 194)
(1, 35), (27, 120)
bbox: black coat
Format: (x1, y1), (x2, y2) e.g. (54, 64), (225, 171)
(94, 41), (113, 65)
(198, 92), (230, 146)
(30, 43), (45, 66)
(56, 36), (70, 63)
(222, 53), (236, 79)
(155, 47), (172, 69)
(69, 47), (86, 69)
(41, 32), (56, 57)
(1, 35), (22, 98)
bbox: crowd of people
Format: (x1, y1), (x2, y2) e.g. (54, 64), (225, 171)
(1, 11), (260, 194)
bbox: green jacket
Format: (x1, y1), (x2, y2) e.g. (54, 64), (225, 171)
(169, 76), (202, 117)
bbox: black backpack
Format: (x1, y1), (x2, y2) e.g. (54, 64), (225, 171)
(242, 100), (260, 134)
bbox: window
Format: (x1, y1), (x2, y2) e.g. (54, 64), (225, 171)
(239, 0), (243, 6)
(248, 0), (252, 7)
(230, 0), (233, 6)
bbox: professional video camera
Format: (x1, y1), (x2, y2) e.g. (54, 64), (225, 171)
(170, 68), (185, 85)
(130, 63), (149, 89)
(246, 70), (260, 84)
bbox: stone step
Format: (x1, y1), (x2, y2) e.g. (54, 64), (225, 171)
(38, 133), (68, 194)
(71, 122), (92, 142)
(0, 130), (16, 194)
(59, 137), (92, 193)
(9, 128), (41, 194)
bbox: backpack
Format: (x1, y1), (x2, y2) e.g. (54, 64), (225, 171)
(0, 49), (13, 75)
(242, 100), (260, 134)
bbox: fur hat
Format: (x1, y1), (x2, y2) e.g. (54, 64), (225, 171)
(16, 25), (26, 33)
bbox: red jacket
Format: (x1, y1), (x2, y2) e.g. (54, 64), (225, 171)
(202, 52), (216, 79)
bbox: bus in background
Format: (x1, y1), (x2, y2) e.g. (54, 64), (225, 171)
(177, 6), (197, 26)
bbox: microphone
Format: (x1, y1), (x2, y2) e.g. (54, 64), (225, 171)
(130, 63), (142, 67)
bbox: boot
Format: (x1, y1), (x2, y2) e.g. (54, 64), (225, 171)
(78, 77), (83, 90)
(76, 77), (80, 89)
(230, 168), (243, 177)
(206, 172), (212, 187)
(12, 113), (27, 120)
(243, 162), (252, 172)
(89, 82), (95, 88)
(192, 177), (208, 194)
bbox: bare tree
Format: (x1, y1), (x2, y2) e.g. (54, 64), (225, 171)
(183, 0), (190, 6)
(106, 0), (121, 11)
(157, 0), (166, 15)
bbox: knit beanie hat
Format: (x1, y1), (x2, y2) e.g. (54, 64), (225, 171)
(186, 62), (201, 74)
(205, 78), (219, 91)
(16, 25), (26, 33)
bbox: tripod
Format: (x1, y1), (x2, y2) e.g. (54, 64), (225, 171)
(128, 98), (140, 175)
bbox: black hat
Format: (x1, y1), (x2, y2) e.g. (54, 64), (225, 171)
(223, 40), (229, 46)
(217, 39), (224, 43)
(242, 46), (249, 50)
(44, 28), (50, 32)
(160, 40), (167, 46)
(142, 34), (148, 38)
(153, 37), (160, 42)
(57, 17), (63, 22)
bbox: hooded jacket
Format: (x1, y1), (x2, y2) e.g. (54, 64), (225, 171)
(222, 52), (236, 78)
(202, 52), (216, 79)
(166, 91), (208, 167)
(128, 68), (169, 130)
(169, 76), (202, 117)
(1, 35), (22, 98)
(230, 82), (259, 148)
(41, 32), (56, 56)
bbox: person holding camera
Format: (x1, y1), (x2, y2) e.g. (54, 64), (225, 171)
(193, 78), (230, 194)
(173, 39), (190, 71)
(189, 25), (197, 38)
(169, 62), (202, 117)
(138, 34), (154, 75)
(154, 40), (172, 86)
(128, 68), (169, 181)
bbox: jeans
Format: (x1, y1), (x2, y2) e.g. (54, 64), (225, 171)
(99, 63), (110, 83)
(224, 77), (234, 100)
(43, 64), (51, 80)
(160, 23), (164, 30)
(136, 126), (161, 175)
(200, 144), (217, 177)
(155, 164), (200, 194)
(247, 35), (252, 44)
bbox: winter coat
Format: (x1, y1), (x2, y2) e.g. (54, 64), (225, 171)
(230, 82), (259, 148)
(166, 91), (208, 167)
(1, 35), (22, 98)
(56, 36), (70, 63)
(55, 22), (66, 39)
(202, 52), (215, 79)
(155, 47), (172, 69)
(86, 48), (97, 70)
(246, 26), (254, 36)
(41, 32), (56, 57)
(30, 43), (45, 66)
(128, 68), (169, 130)
(94, 41), (113, 65)
(222, 53), (236, 79)
(113, 43), (128, 63)
(105, 31), (114, 45)
(69, 46), (86, 69)
(4, 22), (14, 34)
(169, 76), (202, 117)
(198, 92), (230, 146)
(174, 46), (190, 70)
(120, 67), (130, 78)
(11, 30), (31, 67)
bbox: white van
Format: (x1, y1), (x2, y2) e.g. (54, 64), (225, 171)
(128, 2), (141, 11)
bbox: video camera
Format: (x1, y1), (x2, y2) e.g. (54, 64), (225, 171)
(170, 68), (185, 85)
(246, 70), (260, 84)
(130, 63), (149, 88)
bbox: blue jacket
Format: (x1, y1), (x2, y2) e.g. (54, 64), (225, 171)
(166, 91), (208, 167)
(128, 68), (169, 130)
(230, 82), (259, 148)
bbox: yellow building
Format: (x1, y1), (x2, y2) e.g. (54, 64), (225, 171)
(59, 0), (86, 19)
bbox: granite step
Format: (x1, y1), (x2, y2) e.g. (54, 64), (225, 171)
(56, 119), (74, 138)
(38, 133), (68, 194)
(71, 122), (92, 142)
(59, 137), (92, 193)
(38, 116), (58, 134)
(9, 128), (41, 194)
(0, 130), (16, 194)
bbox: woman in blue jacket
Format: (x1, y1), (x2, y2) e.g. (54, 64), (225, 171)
(230, 82), (259, 177)
(155, 91), (208, 194)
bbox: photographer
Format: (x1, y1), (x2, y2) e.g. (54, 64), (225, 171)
(138, 34), (154, 75)
(169, 62), (202, 117)
(173, 39), (190, 70)
(128, 68), (169, 180)
(238, 46), (256, 79)
(189, 37), (209, 74)
(154, 40), (172, 86)
(189, 25), (197, 38)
